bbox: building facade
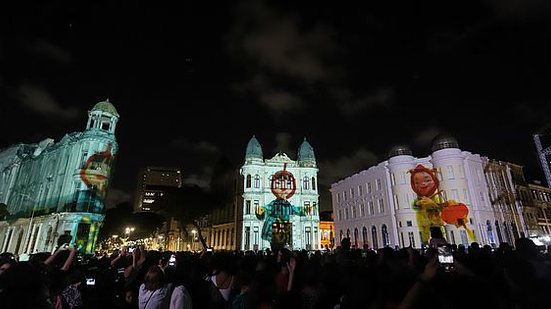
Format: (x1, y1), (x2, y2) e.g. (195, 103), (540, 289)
(134, 167), (183, 212)
(319, 210), (335, 249)
(331, 135), (530, 249)
(0, 100), (119, 255)
(227, 136), (320, 251)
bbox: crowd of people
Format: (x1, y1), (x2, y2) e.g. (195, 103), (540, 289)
(1, 237), (551, 309)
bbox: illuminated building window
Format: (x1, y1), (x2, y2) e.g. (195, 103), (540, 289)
(245, 200), (251, 214)
(253, 200), (259, 214)
(246, 175), (251, 188)
(303, 177), (309, 190)
(254, 174), (260, 188)
(406, 221), (412, 227)
(311, 177), (316, 190)
(253, 226), (259, 246)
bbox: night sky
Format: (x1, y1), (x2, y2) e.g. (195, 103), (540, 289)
(1, 1), (550, 210)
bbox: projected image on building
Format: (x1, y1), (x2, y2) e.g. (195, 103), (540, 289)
(255, 163), (306, 250)
(409, 164), (475, 243)
(77, 144), (115, 213)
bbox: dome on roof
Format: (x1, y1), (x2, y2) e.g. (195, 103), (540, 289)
(91, 99), (119, 117)
(431, 134), (459, 152)
(245, 135), (263, 160)
(388, 144), (412, 158)
(297, 138), (316, 162)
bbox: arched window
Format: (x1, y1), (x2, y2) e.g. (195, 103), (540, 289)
(303, 176), (310, 190)
(311, 177), (316, 190)
(371, 226), (378, 249)
(354, 228), (359, 248)
(495, 220), (503, 244)
(254, 174), (260, 188)
(486, 220), (495, 245)
(381, 224), (389, 247)
(246, 175), (252, 188)
(362, 227), (368, 248)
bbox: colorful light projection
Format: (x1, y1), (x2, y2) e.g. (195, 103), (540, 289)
(79, 143), (114, 199)
(409, 164), (475, 244)
(255, 163), (306, 250)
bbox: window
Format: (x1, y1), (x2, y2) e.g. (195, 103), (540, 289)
(406, 220), (412, 227)
(350, 188), (355, 198)
(447, 166), (455, 179)
(303, 177), (310, 190)
(311, 177), (316, 190)
(304, 201), (311, 215)
(351, 205), (356, 218)
(367, 182), (372, 194)
(253, 200), (259, 214)
(345, 208), (349, 220)
(400, 173), (406, 184)
(354, 228), (359, 248)
(245, 227), (250, 250)
(378, 199), (384, 213)
(246, 175), (251, 188)
(451, 189), (459, 200)
(358, 185), (363, 196)
(254, 175), (260, 188)
(408, 231), (415, 247)
(371, 226), (379, 249)
(369, 202), (374, 215)
(245, 200), (251, 214)
(362, 227), (368, 248)
(376, 179), (382, 190)
(312, 202), (317, 215)
(381, 225), (389, 247)
(305, 227), (312, 247)
(253, 226), (259, 246)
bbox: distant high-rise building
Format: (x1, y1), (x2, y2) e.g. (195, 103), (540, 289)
(134, 167), (182, 212)
(533, 130), (551, 187)
(0, 99), (119, 255)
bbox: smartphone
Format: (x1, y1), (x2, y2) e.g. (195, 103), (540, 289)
(86, 278), (96, 286)
(206, 248), (213, 252)
(128, 247), (135, 253)
(437, 245), (454, 272)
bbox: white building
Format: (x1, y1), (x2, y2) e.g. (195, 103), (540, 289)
(235, 136), (320, 251)
(0, 100), (119, 255)
(331, 135), (527, 249)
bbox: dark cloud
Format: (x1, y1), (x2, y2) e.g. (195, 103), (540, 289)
(24, 39), (72, 64)
(170, 138), (220, 155)
(17, 83), (80, 120)
(318, 148), (379, 187)
(105, 188), (133, 208)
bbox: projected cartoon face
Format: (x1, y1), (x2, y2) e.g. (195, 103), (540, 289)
(410, 165), (439, 197)
(80, 144), (114, 197)
(270, 165), (296, 200)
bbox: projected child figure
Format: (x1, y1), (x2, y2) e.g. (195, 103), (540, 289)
(256, 164), (306, 250)
(409, 164), (475, 244)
